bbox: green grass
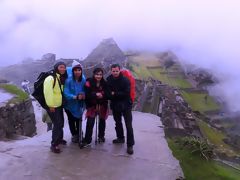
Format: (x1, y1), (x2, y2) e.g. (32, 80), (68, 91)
(168, 78), (192, 88)
(132, 64), (151, 80)
(168, 138), (240, 180)
(196, 119), (238, 156)
(129, 54), (161, 67)
(181, 91), (220, 112)
(0, 84), (28, 103)
(130, 55), (192, 89)
(147, 68), (192, 88)
(197, 119), (226, 146)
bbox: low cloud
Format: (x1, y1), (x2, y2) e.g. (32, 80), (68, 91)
(0, 0), (240, 111)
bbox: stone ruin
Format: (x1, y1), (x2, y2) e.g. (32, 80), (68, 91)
(158, 85), (202, 138)
(0, 80), (36, 139)
(0, 98), (36, 139)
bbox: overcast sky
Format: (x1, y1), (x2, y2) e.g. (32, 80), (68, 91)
(0, 0), (240, 112)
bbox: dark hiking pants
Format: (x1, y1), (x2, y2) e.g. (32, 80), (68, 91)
(47, 107), (64, 146)
(112, 108), (135, 147)
(65, 109), (81, 136)
(84, 117), (106, 143)
(47, 122), (53, 131)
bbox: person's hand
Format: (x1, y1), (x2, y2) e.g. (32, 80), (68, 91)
(82, 94), (85, 100)
(78, 94), (85, 100)
(96, 92), (103, 99)
(49, 107), (55, 112)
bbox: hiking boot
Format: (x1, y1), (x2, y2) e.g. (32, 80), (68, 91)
(50, 145), (61, 154)
(71, 135), (79, 143)
(59, 139), (67, 145)
(79, 141), (91, 149)
(112, 138), (125, 144)
(127, 146), (134, 155)
(98, 137), (105, 143)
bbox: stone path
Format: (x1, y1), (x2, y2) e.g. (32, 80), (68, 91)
(0, 111), (183, 180)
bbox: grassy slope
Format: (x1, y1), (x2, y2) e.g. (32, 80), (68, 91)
(181, 91), (220, 112)
(132, 64), (151, 80)
(130, 54), (192, 88)
(0, 84), (28, 103)
(196, 119), (239, 156)
(129, 53), (239, 178)
(168, 139), (240, 180)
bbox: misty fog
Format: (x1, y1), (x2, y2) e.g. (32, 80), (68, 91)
(0, 0), (240, 112)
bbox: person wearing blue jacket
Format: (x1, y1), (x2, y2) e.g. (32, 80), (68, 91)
(64, 63), (86, 143)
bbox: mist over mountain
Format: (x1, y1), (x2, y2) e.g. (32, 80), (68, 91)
(0, 0), (240, 111)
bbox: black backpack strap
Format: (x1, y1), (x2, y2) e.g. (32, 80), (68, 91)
(56, 77), (63, 94)
(52, 74), (57, 88)
(56, 77), (67, 106)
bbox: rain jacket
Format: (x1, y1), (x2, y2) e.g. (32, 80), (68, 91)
(64, 74), (86, 118)
(43, 73), (63, 108)
(85, 77), (109, 120)
(107, 73), (132, 112)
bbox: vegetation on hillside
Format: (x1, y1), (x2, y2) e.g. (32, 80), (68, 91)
(129, 55), (192, 88)
(181, 91), (220, 112)
(196, 119), (239, 156)
(168, 138), (240, 180)
(0, 84), (28, 103)
(129, 53), (239, 178)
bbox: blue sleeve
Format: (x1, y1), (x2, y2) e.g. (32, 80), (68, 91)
(64, 79), (75, 100)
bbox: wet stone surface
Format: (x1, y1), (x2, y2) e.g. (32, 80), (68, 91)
(0, 111), (183, 180)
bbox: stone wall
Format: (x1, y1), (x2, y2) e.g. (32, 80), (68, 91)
(0, 99), (36, 139)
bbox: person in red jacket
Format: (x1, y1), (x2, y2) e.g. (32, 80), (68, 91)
(81, 68), (109, 148)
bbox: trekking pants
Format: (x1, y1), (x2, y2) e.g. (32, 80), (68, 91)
(112, 108), (135, 147)
(47, 107), (64, 146)
(84, 117), (106, 143)
(65, 109), (81, 136)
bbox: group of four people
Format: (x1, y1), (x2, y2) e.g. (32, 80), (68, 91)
(43, 61), (135, 155)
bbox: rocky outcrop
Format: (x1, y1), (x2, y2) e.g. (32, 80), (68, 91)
(0, 98), (36, 139)
(81, 38), (127, 78)
(0, 78), (9, 84)
(83, 38), (126, 65)
(0, 53), (58, 88)
(0, 53), (76, 90)
(41, 53), (56, 62)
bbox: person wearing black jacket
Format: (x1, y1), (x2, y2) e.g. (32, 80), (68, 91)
(107, 64), (135, 155)
(81, 68), (109, 148)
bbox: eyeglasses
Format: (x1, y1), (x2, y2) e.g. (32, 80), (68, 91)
(95, 73), (103, 76)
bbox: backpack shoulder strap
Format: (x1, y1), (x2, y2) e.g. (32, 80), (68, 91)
(56, 76), (64, 95)
(52, 74), (57, 88)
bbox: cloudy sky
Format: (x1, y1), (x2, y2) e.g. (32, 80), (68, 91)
(0, 0), (240, 111)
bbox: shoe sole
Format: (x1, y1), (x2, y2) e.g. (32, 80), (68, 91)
(127, 151), (134, 155)
(113, 141), (125, 144)
(98, 139), (105, 143)
(50, 147), (61, 153)
(79, 143), (91, 149)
